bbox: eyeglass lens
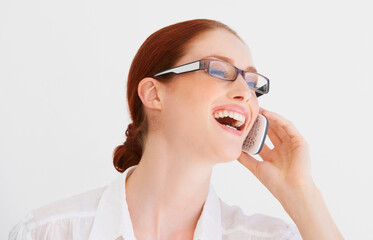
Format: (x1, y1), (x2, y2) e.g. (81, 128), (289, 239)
(208, 60), (267, 93)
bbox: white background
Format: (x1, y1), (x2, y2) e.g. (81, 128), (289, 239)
(1, 0), (372, 239)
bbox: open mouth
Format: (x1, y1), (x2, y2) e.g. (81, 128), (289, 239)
(212, 110), (246, 132)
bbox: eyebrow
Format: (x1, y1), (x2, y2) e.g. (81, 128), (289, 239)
(202, 54), (258, 73)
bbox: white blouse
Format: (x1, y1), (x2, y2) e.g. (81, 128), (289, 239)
(9, 165), (302, 240)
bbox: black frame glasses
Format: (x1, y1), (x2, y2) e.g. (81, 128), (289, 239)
(153, 58), (270, 97)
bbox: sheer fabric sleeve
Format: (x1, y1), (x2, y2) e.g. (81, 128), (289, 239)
(9, 213), (32, 240)
(9, 211), (95, 240)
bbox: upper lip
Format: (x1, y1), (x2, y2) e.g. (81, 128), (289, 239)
(212, 104), (250, 130)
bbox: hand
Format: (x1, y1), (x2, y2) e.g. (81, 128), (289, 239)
(237, 108), (315, 202)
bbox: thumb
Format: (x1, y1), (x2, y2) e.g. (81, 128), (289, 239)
(237, 151), (261, 178)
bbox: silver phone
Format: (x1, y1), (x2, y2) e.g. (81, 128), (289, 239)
(242, 114), (269, 155)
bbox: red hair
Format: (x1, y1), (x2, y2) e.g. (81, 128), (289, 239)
(113, 19), (243, 173)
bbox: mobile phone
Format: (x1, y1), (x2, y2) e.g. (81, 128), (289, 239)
(242, 114), (269, 155)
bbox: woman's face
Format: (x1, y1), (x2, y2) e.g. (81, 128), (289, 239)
(158, 28), (260, 163)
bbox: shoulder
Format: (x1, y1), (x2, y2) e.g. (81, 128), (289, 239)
(219, 198), (302, 240)
(9, 186), (107, 240)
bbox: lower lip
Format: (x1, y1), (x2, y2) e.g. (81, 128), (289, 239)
(214, 118), (244, 136)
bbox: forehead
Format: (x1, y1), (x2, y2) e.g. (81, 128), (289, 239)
(176, 29), (255, 70)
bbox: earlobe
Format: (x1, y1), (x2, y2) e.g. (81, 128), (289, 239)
(138, 77), (162, 110)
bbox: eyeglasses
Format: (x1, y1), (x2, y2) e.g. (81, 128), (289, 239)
(153, 58), (270, 97)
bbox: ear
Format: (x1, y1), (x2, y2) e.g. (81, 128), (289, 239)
(138, 77), (163, 111)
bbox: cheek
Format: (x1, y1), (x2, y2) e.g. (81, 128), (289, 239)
(167, 78), (218, 133)
(162, 79), (210, 123)
(177, 75), (219, 106)
(250, 95), (260, 113)
(246, 94), (260, 130)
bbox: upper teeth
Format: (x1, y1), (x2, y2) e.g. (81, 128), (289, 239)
(213, 110), (246, 128)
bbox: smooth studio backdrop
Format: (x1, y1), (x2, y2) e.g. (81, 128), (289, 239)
(1, 0), (372, 239)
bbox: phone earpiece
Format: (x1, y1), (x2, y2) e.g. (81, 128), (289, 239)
(242, 114), (269, 155)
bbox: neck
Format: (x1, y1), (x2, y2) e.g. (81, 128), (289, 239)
(125, 130), (215, 238)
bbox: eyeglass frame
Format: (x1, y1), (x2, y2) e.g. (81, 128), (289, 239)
(153, 58), (270, 97)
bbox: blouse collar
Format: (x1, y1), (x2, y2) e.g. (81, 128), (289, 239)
(88, 165), (222, 240)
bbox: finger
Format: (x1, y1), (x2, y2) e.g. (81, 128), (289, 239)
(260, 108), (283, 145)
(258, 143), (273, 161)
(260, 143), (272, 154)
(259, 107), (264, 114)
(263, 110), (303, 139)
(262, 110), (293, 140)
(266, 122), (282, 146)
(237, 151), (261, 178)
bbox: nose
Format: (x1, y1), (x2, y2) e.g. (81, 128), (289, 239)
(228, 73), (254, 102)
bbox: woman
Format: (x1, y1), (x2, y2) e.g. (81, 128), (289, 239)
(9, 19), (344, 240)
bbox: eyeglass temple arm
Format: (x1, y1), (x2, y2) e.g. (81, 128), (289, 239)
(153, 61), (201, 77)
